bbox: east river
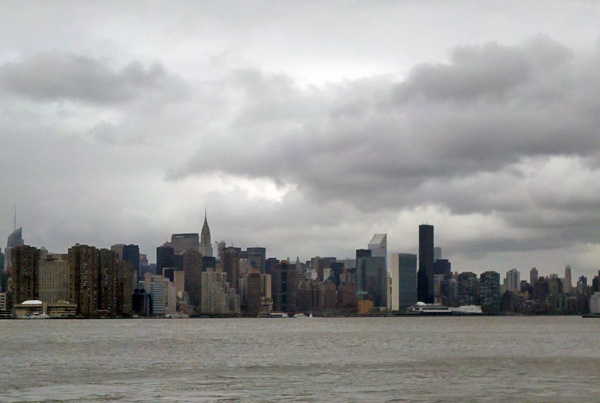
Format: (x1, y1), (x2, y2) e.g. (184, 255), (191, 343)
(0, 316), (599, 402)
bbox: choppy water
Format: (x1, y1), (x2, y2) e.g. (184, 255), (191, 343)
(0, 316), (599, 402)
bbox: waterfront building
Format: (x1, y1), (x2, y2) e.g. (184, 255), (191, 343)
(201, 268), (233, 315)
(458, 272), (478, 306)
(479, 271), (501, 313)
(590, 292), (600, 314)
(200, 211), (213, 257)
(390, 253), (417, 310)
(271, 260), (297, 314)
(245, 272), (263, 316)
(10, 245), (40, 304)
(418, 224), (435, 303)
(38, 251), (69, 303)
(68, 244), (133, 318)
(183, 249), (203, 309)
(337, 281), (358, 311)
(356, 255), (387, 309)
(297, 278), (322, 313)
(149, 276), (166, 315)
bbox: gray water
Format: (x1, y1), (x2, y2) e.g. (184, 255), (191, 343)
(0, 316), (599, 402)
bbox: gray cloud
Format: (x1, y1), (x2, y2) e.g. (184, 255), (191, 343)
(0, 52), (185, 104)
(174, 37), (600, 210)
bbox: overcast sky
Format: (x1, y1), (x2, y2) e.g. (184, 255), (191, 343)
(2, 1), (600, 277)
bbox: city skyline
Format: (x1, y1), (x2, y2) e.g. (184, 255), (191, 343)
(2, 3), (600, 276)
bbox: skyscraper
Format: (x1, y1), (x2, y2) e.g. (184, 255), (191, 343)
(356, 256), (387, 309)
(418, 224), (434, 303)
(169, 233), (200, 255)
(5, 227), (25, 272)
(505, 269), (520, 293)
(390, 253), (417, 310)
(10, 245), (40, 303)
(200, 210), (213, 257)
(530, 267), (539, 286)
(564, 265), (572, 294)
(223, 247), (241, 292)
(368, 234), (387, 259)
(247, 247), (266, 273)
(479, 271), (501, 313)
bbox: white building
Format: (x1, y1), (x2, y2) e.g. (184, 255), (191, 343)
(505, 269), (520, 293)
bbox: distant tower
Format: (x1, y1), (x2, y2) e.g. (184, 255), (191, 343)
(418, 224), (434, 303)
(5, 207), (25, 272)
(368, 234), (387, 260)
(200, 208), (213, 257)
(530, 267), (539, 285)
(505, 269), (520, 293)
(564, 265), (572, 294)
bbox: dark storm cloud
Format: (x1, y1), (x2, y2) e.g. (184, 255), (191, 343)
(0, 52), (184, 104)
(175, 37), (600, 211)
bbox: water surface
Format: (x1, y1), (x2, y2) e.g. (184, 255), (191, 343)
(1, 316), (598, 402)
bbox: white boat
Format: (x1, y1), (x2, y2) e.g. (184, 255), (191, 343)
(268, 312), (289, 318)
(26, 312), (50, 319)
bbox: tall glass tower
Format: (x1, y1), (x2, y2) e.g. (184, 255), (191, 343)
(418, 224), (434, 303)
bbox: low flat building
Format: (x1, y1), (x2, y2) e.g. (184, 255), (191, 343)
(47, 302), (77, 318)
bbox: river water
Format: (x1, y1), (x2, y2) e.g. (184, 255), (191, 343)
(0, 316), (599, 402)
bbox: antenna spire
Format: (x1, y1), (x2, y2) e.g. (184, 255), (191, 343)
(14, 204), (16, 231)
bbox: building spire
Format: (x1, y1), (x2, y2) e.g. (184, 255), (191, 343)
(14, 204), (16, 232)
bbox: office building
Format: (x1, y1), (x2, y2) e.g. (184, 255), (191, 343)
(183, 249), (203, 308)
(38, 251), (69, 303)
(223, 247), (241, 292)
(271, 260), (297, 314)
(247, 247), (266, 273)
(418, 224), (434, 303)
(505, 269), (520, 293)
(530, 267), (539, 286)
(5, 227), (25, 272)
(10, 245), (40, 304)
(169, 233), (200, 255)
(564, 265), (572, 294)
(479, 271), (501, 313)
(156, 245), (175, 273)
(390, 253), (417, 310)
(68, 244), (133, 318)
(356, 255), (387, 308)
(199, 211), (213, 257)
(368, 234), (387, 259)
(201, 268), (233, 315)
